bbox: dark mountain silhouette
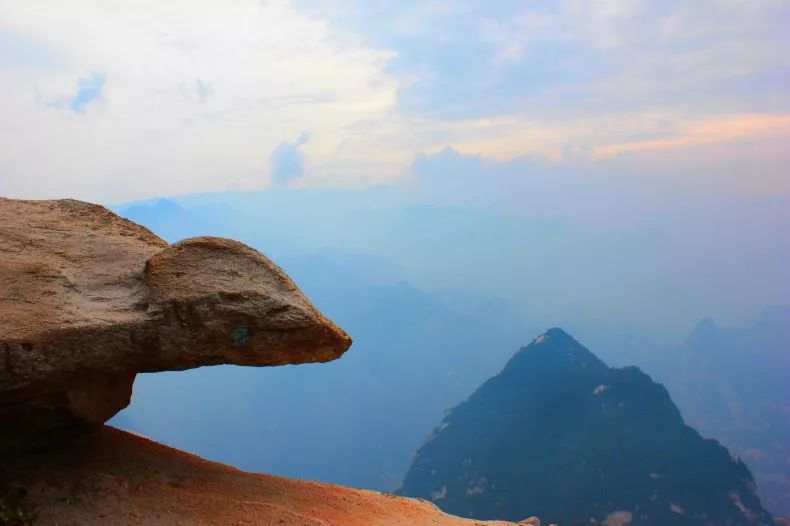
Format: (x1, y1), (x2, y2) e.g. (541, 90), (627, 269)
(400, 329), (774, 526)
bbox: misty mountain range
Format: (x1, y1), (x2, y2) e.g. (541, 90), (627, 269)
(652, 309), (790, 516)
(113, 184), (790, 338)
(114, 247), (526, 489)
(112, 194), (789, 516)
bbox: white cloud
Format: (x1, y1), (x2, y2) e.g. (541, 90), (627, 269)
(270, 131), (310, 185)
(0, 0), (399, 201)
(0, 0), (788, 201)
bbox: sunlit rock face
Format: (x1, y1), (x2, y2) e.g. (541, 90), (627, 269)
(400, 328), (775, 526)
(0, 196), (529, 526)
(0, 197), (351, 449)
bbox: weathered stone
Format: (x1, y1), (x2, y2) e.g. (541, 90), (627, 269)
(0, 197), (351, 447)
(1, 425), (522, 525)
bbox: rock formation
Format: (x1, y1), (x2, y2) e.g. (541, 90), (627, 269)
(2, 425), (525, 525)
(400, 328), (775, 526)
(0, 197), (530, 525)
(0, 198), (351, 448)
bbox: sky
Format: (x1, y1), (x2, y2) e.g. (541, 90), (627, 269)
(1, 0), (789, 333)
(1, 0), (789, 202)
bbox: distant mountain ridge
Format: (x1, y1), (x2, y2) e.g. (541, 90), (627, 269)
(659, 308), (790, 517)
(400, 329), (774, 526)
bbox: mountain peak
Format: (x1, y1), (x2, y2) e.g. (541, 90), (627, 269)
(531, 327), (574, 344)
(684, 317), (723, 350)
(401, 333), (774, 526)
(504, 328), (607, 376)
(690, 316), (718, 334)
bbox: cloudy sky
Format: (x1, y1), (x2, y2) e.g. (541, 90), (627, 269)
(1, 0), (788, 202)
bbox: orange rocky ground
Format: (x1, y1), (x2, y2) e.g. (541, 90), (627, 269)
(4, 426), (523, 526)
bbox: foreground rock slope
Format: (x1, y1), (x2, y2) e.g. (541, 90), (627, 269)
(4, 425), (523, 526)
(1, 197), (525, 525)
(0, 197), (351, 447)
